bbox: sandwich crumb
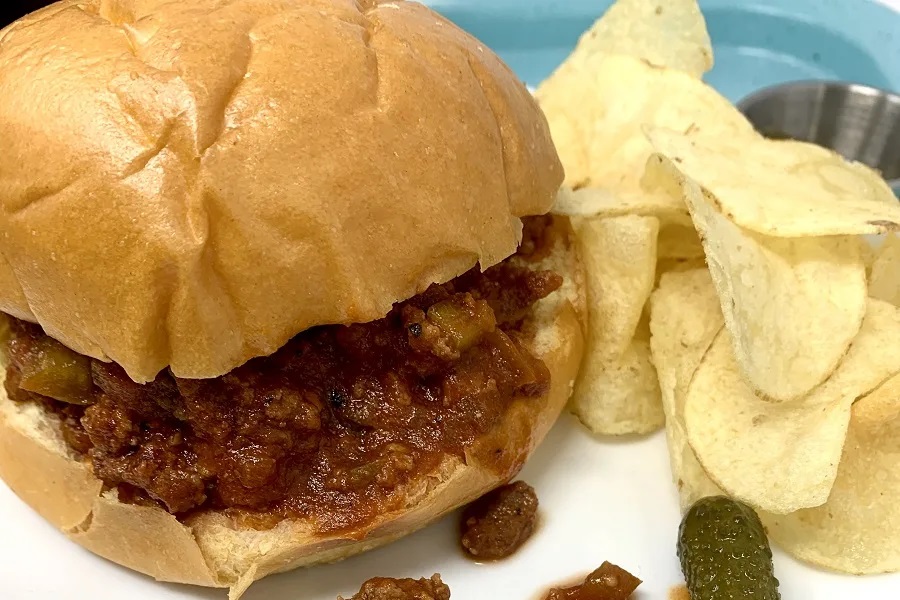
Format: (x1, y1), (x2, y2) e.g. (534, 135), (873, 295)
(340, 574), (450, 600)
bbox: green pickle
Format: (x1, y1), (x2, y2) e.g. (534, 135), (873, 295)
(678, 496), (781, 600)
(427, 299), (495, 353)
(19, 337), (94, 405)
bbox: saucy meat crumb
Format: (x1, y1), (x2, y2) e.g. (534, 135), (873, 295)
(460, 480), (538, 560)
(340, 574), (450, 600)
(2, 216), (566, 532)
(545, 562), (642, 600)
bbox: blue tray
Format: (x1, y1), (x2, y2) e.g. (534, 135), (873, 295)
(426, 0), (900, 103)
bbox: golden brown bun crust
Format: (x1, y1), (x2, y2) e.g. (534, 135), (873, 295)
(0, 0), (563, 383)
(0, 231), (583, 598)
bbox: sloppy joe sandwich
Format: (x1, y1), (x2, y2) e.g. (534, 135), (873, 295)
(0, 0), (585, 595)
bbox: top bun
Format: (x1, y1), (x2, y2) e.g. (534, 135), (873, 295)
(0, 0), (563, 383)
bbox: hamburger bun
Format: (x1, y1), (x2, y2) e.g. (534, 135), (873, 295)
(0, 227), (584, 598)
(0, 0), (563, 383)
(0, 0), (583, 596)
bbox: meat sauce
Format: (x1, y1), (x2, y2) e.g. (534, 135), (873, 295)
(340, 574), (451, 600)
(3, 217), (565, 532)
(544, 563), (642, 600)
(460, 480), (538, 560)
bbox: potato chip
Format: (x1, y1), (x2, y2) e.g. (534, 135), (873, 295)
(649, 129), (900, 237)
(649, 268), (723, 508)
(570, 215), (661, 435)
(763, 371), (900, 574)
(870, 233), (900, 307)
(541, 0), (900, 571)
(639, 152), (693, 223)
(536, 54), (755, 192)
(862, 236), (879, 275)
(571, 314), (664, 435)
(571, 0), (713, 78)
(574, 215), (659, 361)
(553, 155), (694, 226)
(685, 299), (900, 514)
(657, 223), (704, 259)
(553, 186), (690, 226)
(654, 257), (706, 286)
(659, 155), (867, 400)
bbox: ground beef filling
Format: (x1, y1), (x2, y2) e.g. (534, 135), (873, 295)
(3, 219), (564, 532)
(341, 574), (451, 600)
(460, 480), (539, 560)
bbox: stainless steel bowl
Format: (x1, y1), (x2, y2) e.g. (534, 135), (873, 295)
(737, 81), (900, 195)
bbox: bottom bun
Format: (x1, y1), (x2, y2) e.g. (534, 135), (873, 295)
(0, 230), (584, 598)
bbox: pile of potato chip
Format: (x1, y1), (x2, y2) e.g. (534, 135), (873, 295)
(539, 0), (900, 575)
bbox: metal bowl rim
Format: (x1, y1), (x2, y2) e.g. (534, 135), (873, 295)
(737, 80), (900, 189)
(736, 80), (900, 112)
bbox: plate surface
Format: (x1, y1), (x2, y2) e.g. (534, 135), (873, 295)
(4, 1), (900, 598)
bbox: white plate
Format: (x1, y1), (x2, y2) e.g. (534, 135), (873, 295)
(5, 0), (900, 598)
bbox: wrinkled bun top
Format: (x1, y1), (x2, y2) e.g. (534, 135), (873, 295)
(0, 0), (563, 383)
